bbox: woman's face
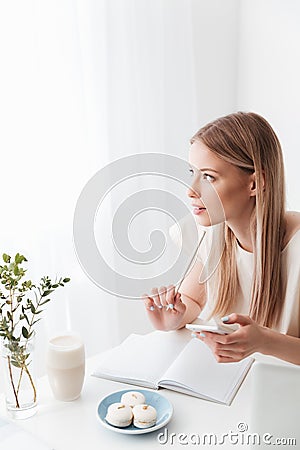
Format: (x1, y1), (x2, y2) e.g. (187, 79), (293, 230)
(188, 140), (255, 227)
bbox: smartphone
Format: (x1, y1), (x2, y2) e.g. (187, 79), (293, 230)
(185, 319), (239, 335)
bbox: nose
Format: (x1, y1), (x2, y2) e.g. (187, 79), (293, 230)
(187, 177), (200, 198)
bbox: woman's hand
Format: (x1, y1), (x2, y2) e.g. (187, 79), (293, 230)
(194, 313), (266, 362)
(141, 285), (186, 331)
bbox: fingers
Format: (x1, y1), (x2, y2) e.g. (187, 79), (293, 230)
(158, 286), (168, 307)
(141, 293), (155, 311)
(150, 285), (176, 309)
(222, 313), (252, 326)
(141, 285), (182, 312)
(192, 331), (248, 362)
(165, 285), (174, 308)
(150, 287), (162, 308)
(214, 348), (249, 362)
(194, 331), (240, 345)
(214, 355), (240, 363)
(173, 291), (184, 313)
(190, 316), (255, 364)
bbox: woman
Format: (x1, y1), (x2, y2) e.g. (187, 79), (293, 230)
(142, 111), (300, 365)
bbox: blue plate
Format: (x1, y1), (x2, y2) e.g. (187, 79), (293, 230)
(97, 388), (173, 434)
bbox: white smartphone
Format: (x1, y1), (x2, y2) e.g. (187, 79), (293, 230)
(185, 319), (239, 335)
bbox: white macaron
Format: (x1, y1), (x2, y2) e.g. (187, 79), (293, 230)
(132, 404), (157, 428)
(120, 391), (146, 408)
(105, 402), (133, 428)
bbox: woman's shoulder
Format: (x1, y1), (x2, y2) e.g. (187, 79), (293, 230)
(283, 211), (300, 249)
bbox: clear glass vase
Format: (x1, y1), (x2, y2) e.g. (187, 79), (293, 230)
(1, 333), (37, 419)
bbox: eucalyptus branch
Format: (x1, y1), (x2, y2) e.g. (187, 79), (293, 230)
(7, 355), (20, 408)
(0, 252), (70, 409)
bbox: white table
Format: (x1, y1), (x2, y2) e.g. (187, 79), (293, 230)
(0, 354), (294, 450)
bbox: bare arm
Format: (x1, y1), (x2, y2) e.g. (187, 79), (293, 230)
(261, 328), (300, 365)
(175, 258), (206, 329)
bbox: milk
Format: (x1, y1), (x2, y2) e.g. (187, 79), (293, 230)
(46, 333), (85, 401)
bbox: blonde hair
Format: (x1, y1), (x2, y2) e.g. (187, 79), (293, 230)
(191, 112), (286, 327)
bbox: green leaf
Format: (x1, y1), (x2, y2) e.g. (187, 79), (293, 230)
(11, 360), (21, 368)
(2, 254), (10, 263)
(63, 278), (70, 283)
(14, 253), (27, 264)
(22, 326), (29, 338)
(42, 289), (54, 297)
(13, 265), (19, 276)
(40, 298), (51, 306)
(32, 318), (42, 326)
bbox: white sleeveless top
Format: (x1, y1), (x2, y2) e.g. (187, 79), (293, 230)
(169, 215), (300, 337)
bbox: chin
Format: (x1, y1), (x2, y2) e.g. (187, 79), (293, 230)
(196, 214), (226, 228)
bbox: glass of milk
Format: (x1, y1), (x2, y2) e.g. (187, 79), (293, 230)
(46, 332), (85, 401)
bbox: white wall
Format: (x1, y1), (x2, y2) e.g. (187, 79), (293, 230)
(237, 0), (300, 211)
(117, 0), (300, 340)
(191, 0), (240, 124)
(111, 0), (240, 341)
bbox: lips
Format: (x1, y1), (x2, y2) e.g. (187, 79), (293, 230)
(192, 204), (206, 215)
(192, 204), (206, 210)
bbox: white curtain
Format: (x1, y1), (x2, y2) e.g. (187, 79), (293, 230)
(0, 0), (115, 376)
(237, 0), (300, 211)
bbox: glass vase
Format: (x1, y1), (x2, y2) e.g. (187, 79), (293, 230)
(1, 333), (37, 419)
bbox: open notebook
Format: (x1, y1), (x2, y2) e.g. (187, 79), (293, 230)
(93, 329), (253, 405)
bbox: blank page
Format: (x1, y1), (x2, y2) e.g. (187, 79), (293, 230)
(160, 338), (253, 404)
(93, 330), (191, 386)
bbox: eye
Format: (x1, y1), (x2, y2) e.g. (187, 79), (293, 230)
(189, 168), (195, 176)
(203, 173), (215, 182)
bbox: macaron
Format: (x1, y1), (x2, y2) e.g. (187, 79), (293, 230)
(120, 391), (146, 408)
(105, 402), (133, 428)
(132, 404), (157, 428)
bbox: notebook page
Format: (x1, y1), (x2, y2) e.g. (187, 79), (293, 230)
(159, 338), (253, 404)
(93, 329), (191, 386)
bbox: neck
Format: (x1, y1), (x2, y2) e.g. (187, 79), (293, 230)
(226, 213), (254, 253)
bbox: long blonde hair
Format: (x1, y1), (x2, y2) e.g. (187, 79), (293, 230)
(191, 112), (286, 327)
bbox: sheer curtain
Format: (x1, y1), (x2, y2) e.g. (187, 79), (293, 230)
(0, 0), (239, 381)
(0, 0), (116, 376)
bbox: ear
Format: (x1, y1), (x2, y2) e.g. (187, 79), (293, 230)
(249, 171), (265, 197)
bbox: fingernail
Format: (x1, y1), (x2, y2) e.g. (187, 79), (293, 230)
(167, 304), (174, 310)
(191, 333), (197, 338)
(200, 332), (206, 338)
(221, 315), (229, 322)
(149, 306), (155, 311)
(158, 305), (163, 309)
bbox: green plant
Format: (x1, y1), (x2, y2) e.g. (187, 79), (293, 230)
(0, 252), (70, 409)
